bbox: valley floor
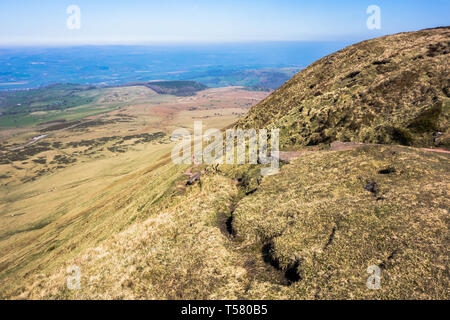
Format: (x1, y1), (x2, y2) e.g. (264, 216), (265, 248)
(1, 142), (449, 299)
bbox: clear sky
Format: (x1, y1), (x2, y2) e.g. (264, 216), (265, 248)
(0, 0), (449, 45)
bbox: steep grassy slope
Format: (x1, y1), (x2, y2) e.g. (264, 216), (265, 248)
(0, 149), (187, 298)
(232, 145), (449, 299)
(11, 175), (244, 299)
(228, 28), (450, 299)
(0, 85), (162, 128)
(6, 145), (448, 299)
(1, 29), (448, 300)
(0, 86), (268, 299)
(237, 27), (450, 149)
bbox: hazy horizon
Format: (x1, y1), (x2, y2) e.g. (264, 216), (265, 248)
(1, 0), (449, 46)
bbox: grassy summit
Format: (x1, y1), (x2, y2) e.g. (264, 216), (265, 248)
(237, 27), (450, 149)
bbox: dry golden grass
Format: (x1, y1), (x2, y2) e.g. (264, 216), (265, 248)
(1, 30), (448, 299)
(233, 145), (449, 299)
(2, 144), (447, 300)
(14, 175), (242, 299)
(0, 86), (270, 299)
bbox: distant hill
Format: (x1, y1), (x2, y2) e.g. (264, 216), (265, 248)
(118, 80), (207, 96)
(238, 27), (450, 149)
(189, 68), (302, 90)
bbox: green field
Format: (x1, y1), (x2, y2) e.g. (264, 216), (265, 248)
(0, 82), (203, 128)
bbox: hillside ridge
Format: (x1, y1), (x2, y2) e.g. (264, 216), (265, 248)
(237, 27), (450, 149)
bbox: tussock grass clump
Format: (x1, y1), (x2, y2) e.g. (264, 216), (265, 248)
(233, 146), (449, 299)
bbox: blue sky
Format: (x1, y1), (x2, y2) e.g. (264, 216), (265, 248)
(0, 0), (449, 45)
